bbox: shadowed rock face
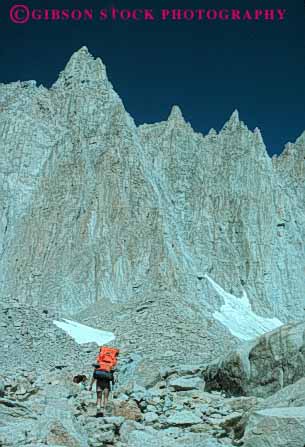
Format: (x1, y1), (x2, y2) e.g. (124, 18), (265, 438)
(204, 322), (305, 398)
(0, 47), (305, 362)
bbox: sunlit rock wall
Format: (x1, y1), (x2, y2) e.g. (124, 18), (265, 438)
(0, 47), (304, 330)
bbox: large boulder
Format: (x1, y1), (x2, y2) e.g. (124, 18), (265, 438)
(165, 410), (203, 427)
(235, 377), (305, 443)
(205, 322), (305, 397)
(113, 398), (143, 421)
(0, 394), (89, 447)
(242, 406), (305, 447)
(255, 377), (305, 411)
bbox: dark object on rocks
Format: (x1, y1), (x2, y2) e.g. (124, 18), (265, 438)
(73, 375), (87, 384)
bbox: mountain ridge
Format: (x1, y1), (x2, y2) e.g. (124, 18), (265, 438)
(0, 47), (304, 366)
(1, 47), (303, 155)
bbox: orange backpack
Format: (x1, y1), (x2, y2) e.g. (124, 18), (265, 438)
(96, 346), (120, 372)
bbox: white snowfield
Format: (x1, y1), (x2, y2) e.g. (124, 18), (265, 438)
(205, 274), (283, 341)
(53, 319), (115, 345)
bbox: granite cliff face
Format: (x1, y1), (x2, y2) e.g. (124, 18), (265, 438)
(0, 47), (305, 362)
(1, 46), (305, 447)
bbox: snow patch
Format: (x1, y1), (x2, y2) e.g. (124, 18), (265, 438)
(53, 318), (115, 345)
(205, 274), (283, 341)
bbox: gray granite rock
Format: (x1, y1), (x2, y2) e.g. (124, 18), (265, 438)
(242, 407), (305, 447)
(205, 322), (305, 397)
(0, 383), (89, 447)
(166, 410), (202, 426)
(258, 377), (305, 410)
(236, 377), (305, 443)
(143, 411), (159, 423)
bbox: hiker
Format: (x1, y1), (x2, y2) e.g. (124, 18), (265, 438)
(88, 346), (119, 414)
(88, 363), (114, 412)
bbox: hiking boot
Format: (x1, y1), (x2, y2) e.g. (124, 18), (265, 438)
(96, 406), (104, 417)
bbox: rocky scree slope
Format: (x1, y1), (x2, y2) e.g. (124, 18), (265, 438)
(2, 346), (305, 447)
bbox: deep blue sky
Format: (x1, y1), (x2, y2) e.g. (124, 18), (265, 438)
(0, 0), (304, 155)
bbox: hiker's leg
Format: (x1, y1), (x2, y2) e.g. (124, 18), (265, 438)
(96, 391), (102, 409)
(103, 388), (110, 407)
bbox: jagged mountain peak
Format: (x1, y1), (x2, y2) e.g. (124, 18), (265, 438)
(167, 105), (186, 124)
(220, 109), (250, 134)
(207, 128), (218, 137)
(219, 109), (270, 155)
(229, 108), (239, 122)
(226, 109), (240, 127)
(253, 126), (266, 146)
(278, 131), (305, 159)
(52, 46), (109, 88)
(75, 45), (91, 55)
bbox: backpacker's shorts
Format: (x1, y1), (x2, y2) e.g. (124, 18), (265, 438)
(96, 378), (110, 391)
